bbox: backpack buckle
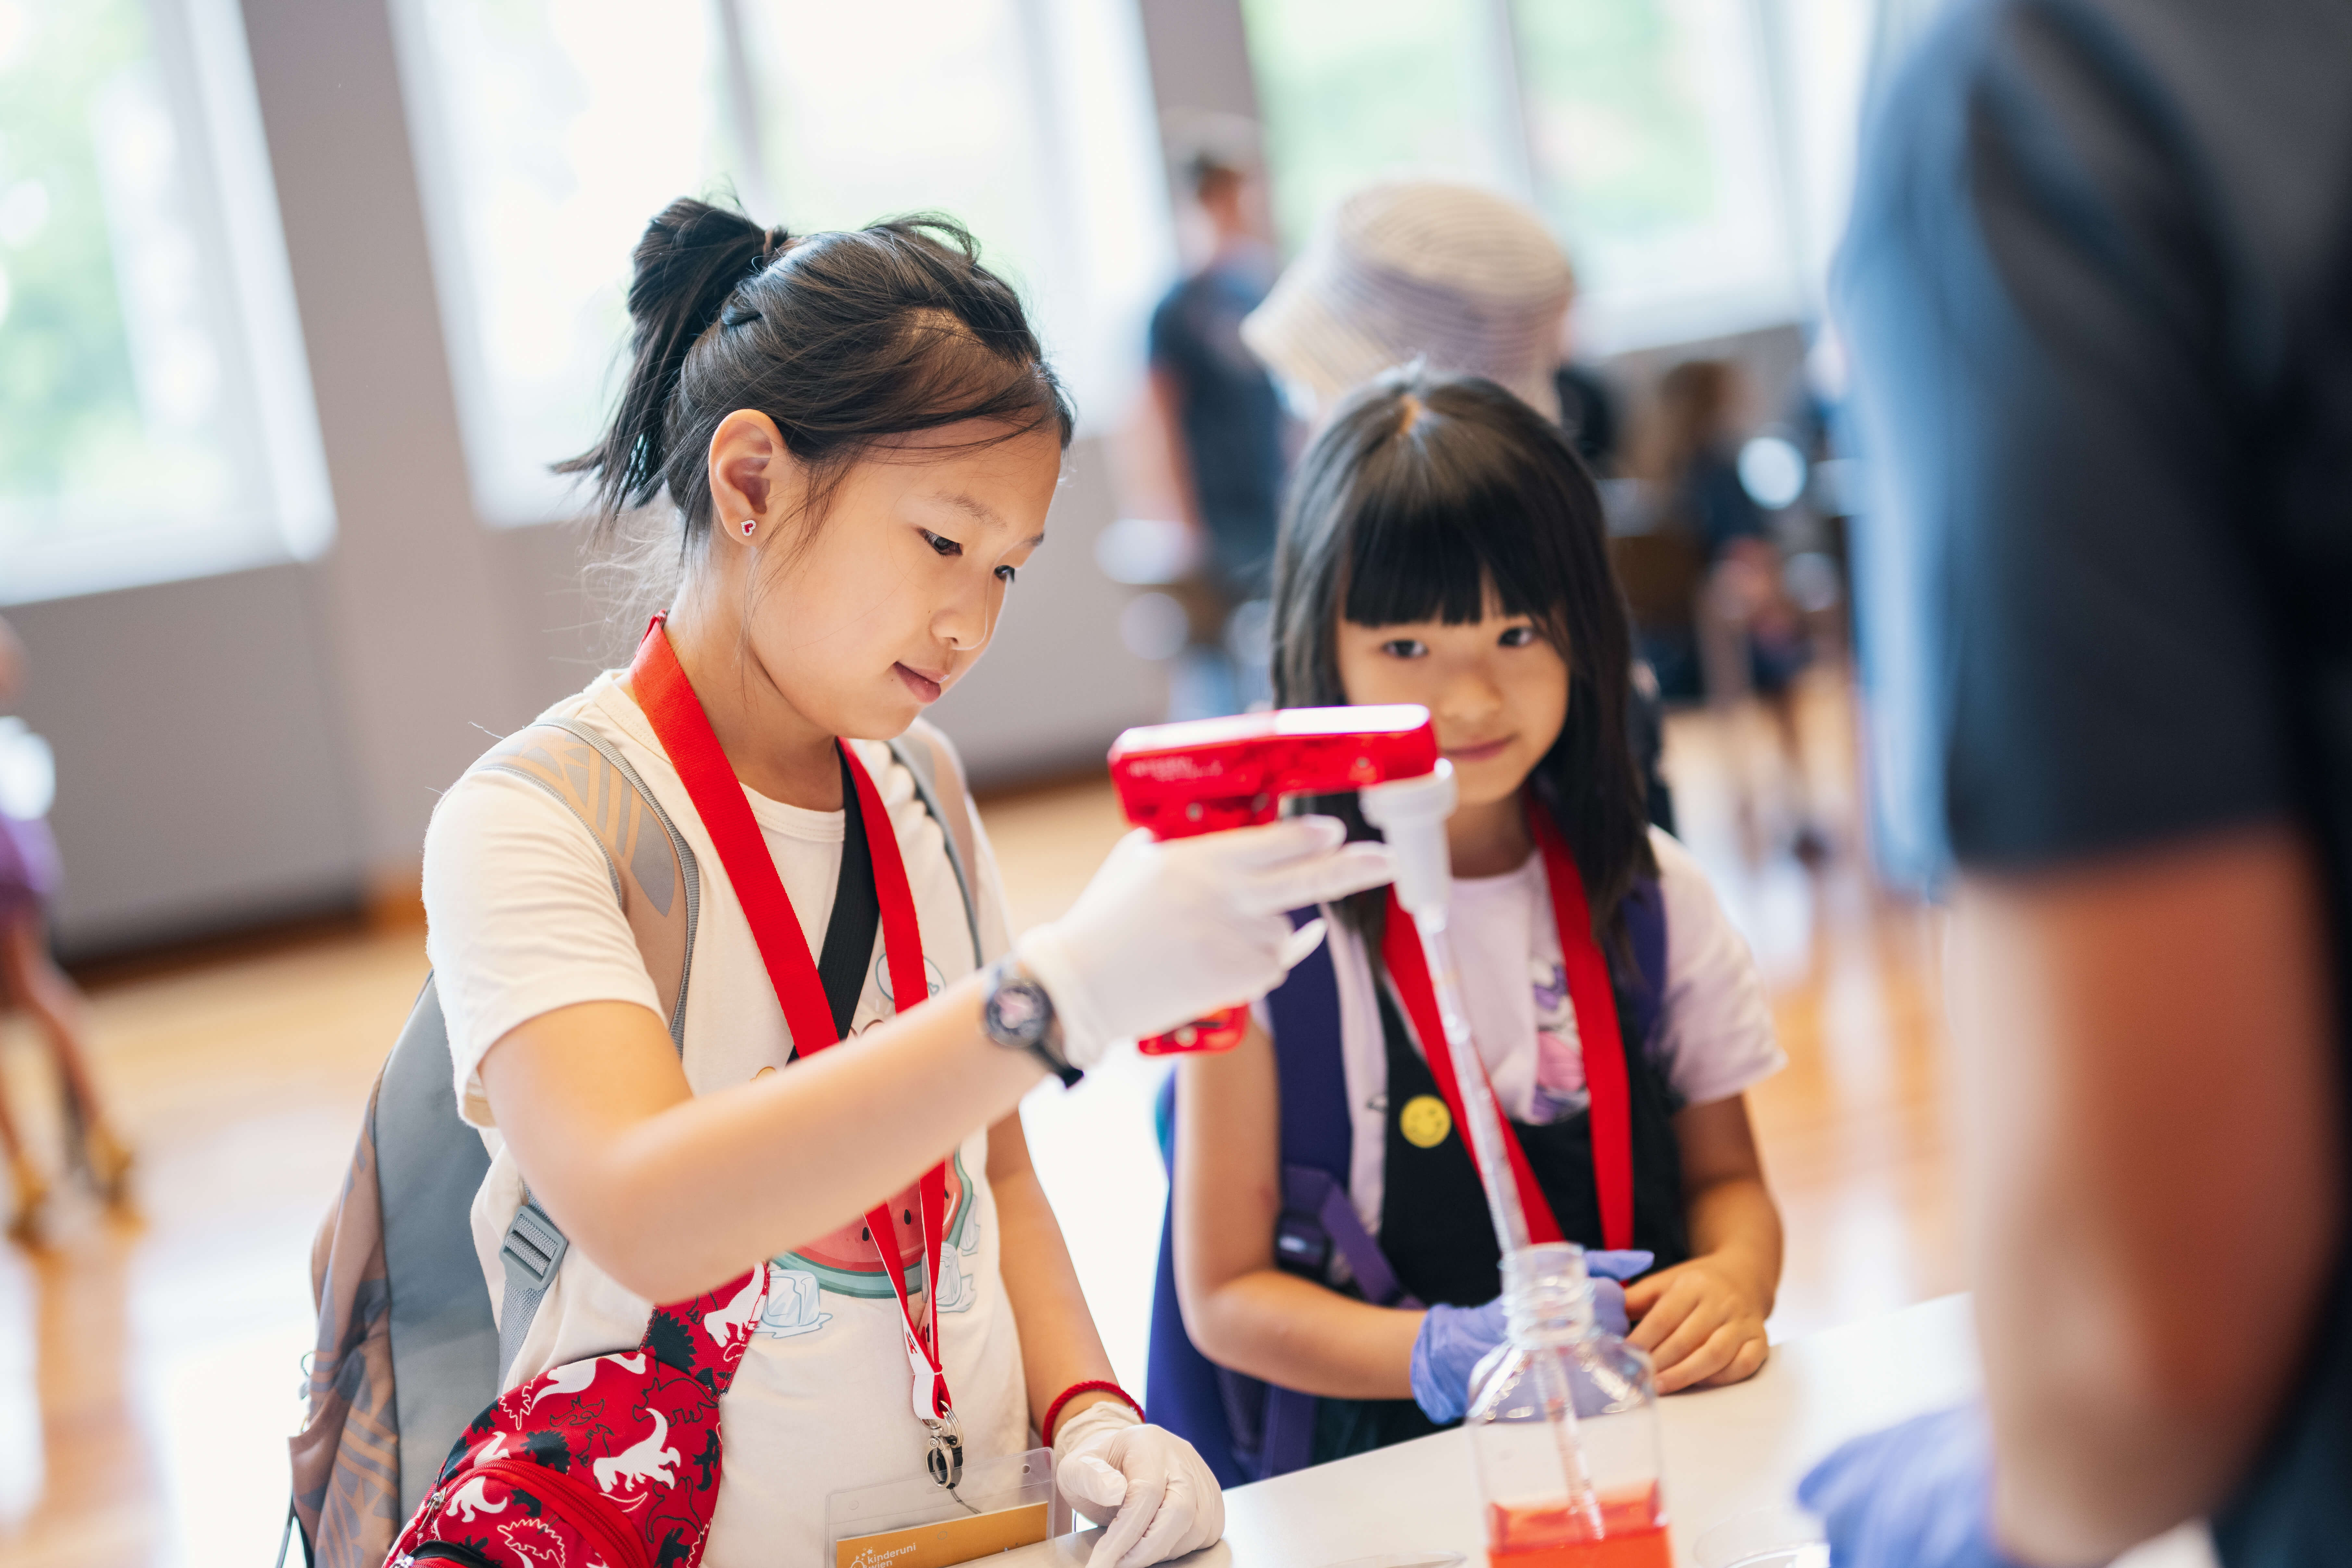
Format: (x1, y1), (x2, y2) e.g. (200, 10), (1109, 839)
(500, 1198), (569, 1289)
(1273, 1209), (1331, 1278)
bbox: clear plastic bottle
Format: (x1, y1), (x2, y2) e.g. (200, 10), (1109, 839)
(1466, 1243), (1669, 1568)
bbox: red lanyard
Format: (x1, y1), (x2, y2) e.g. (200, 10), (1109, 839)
(627, 618), (958, 1448)
(1378, 801), (1635, 1251)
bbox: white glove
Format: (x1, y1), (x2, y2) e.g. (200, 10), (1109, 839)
(1052, 1400), (1224, 1568)
(1017, 817), (1392, 1070)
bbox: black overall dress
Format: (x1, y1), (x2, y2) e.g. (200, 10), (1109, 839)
(1311, 928), (1692, 1463)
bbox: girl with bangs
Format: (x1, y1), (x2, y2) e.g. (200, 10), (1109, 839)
(1158, 370), (1786, 1478)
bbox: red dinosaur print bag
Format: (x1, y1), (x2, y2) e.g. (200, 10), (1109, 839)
(387, 1265), (768, 1568)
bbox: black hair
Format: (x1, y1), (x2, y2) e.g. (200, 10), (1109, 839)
(1271, 368), (1657, 943)
(559, 199), (1073, 548)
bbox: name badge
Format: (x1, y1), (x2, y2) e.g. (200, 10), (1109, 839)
(827, 1446), (1066, 1568)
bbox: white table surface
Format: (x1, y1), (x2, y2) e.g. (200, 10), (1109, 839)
(1002, 1295), (2216, 1568)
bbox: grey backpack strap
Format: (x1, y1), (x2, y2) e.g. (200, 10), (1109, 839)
(889, 727), (986, 966)
(496, 1197), (568, 1386)
(377, 977), (499, 1517)
(476, 718), (700, 1049)
(468, 718), (700, 1383)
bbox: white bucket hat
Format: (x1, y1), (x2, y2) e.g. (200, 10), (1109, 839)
(1242, 180), (1574, 422)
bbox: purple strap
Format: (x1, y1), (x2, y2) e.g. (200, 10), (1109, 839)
(1259, 1167), (1423, 1477)
(1258, 1386), (1315, 1480)
(1283, 1166), (1419, 1310)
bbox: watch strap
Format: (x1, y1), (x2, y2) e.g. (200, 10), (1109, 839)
(985, 959), (1083, 1088)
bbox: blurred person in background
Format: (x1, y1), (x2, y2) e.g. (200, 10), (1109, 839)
(1243, 180), (1674, 832)
(1554, 317), (1624, 477)
(0, 615), (132, 1243)
(1787, 326), (1860, 653)
(1629, 360), (1823, 862)
(1147, 149), (1290, 714)
(1800, 3), (2352, 1565)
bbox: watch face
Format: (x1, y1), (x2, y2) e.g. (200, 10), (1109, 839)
(990, 979), (1047, 1040)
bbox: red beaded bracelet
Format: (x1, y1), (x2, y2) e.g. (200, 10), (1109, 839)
(1041, 1380), (1143, 1448)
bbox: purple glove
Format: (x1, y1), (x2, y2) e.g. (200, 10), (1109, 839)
(1585, 1248), (1654, 1340)
(1410, 1251), (1656, 1424)
(1798, 1405), (2025, 1568)
(1411, 1299), (1507, 1424)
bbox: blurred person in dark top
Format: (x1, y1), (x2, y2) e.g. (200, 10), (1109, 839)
(1800, 3), (2352, 1565)
(1554, 356), (1622, 476)
(1243, 179), (1675, 831)
(1148, 150), (1289, 609)
(1783, 327), (1860, 653)
(1628, 360), (1821, 859)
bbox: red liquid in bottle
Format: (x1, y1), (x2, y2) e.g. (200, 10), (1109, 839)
(1487, 1486), (1671, 1568)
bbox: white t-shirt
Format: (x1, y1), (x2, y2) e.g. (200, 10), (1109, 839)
(1293, 827), (1782, 1232)
(421, 673), (1024, 1568)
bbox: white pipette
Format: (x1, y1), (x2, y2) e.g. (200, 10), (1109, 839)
(1361, 764), (1600, 1518)
(1362, 762), (1530, 1256)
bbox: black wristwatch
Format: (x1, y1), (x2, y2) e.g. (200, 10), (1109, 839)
(982, 959), (1083, 1088)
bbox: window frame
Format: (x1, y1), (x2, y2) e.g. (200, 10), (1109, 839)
(0, 0), (332, 608)
(1240, 0), (1879, 358)
(390, 0), (1173, 531)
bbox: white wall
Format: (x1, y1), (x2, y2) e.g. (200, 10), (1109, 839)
(7, 564), (357, 948)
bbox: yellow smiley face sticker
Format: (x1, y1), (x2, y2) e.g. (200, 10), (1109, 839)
(1399, 1094), (1453, 1149)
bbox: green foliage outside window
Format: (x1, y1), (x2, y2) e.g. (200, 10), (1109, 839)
(1513, 0), (1716, 247)
(0, 0), (150, 512)
(1238, 0), (1722, 298)
(1238, 0), (1481, 255)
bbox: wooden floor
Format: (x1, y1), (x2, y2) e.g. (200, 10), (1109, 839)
(0, 672), (1957, 1568)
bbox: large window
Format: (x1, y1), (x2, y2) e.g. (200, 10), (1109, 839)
(1240, 0), (1495, 254)
(397, 0), (1170, 527)
(0, 0), (329, 605)
(1241, 0), (1875, 352)
(1515, 0), (1792, 343)
(392, 0), (745, 525)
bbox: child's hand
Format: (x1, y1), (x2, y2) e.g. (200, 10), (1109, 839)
(1622, 1255), (1770, 1393)
(1017, 817), (1392, 1068)
(1055, 1410), (1224, 1568)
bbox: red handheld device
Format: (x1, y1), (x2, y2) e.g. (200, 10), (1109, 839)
(1107, 704), (1440, 1054)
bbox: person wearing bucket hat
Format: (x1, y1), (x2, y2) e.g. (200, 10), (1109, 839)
(1241, 180), (1577, 426)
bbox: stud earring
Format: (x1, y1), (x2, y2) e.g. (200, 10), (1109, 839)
(740, 518), (757, 537)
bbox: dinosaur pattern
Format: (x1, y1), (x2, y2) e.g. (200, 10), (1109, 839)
(592, 1406), (678, 1498)
(387, 1265), (766, 1568)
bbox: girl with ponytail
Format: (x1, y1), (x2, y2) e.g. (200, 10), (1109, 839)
(416, 201), (1389, 1566)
